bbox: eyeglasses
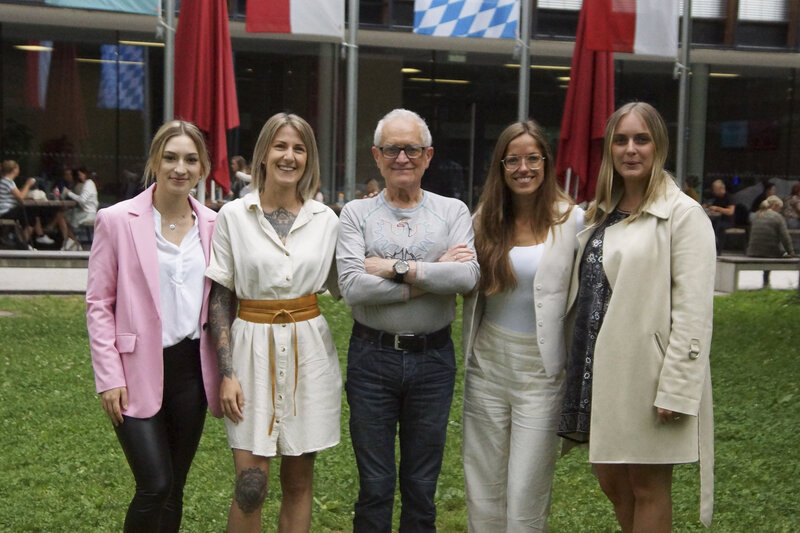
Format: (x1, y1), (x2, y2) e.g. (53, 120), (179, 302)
(501, 154), (545, 171)
(376, 145), (428, 159)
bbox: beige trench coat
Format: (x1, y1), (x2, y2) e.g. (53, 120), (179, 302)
(566, 179), (715, 526)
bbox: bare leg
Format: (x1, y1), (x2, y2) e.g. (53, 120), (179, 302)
(628, 464), (673, 533)
(595, 463), (674, 533)
(278, 453), (316, 533)
(595, 464), (635, 533)
(227, 449), (270, 533)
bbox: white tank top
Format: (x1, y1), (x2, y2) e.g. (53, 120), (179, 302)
(484, 243), (543, 334)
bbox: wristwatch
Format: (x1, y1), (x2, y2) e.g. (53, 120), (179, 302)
(393, 259), (410, 283)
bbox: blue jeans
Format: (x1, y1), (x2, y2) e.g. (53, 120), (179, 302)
(346, 334), (456, 533)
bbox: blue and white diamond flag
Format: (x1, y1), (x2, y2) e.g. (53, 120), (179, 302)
(414, 0), (519, 39)
(98, 45), (145, 111)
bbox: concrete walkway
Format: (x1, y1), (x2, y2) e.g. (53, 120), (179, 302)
(0, 267), (797, 295)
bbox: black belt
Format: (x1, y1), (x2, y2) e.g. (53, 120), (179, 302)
(352, 321), (451, 352)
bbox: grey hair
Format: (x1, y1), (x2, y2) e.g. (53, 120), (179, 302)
(373, 108), (433, 147)
(759, 195), (783, 211)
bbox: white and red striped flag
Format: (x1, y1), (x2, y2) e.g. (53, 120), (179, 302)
(246, 0), (344, 38)
(585, 0), (679, 58)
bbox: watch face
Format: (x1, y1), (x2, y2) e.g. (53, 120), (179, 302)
(394, 260), (410, 275)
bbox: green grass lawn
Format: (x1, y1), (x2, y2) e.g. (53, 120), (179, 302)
(0, 291), (798, 532)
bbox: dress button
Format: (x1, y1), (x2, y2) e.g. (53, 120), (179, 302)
(537, 321), (544, 327)
(281, 346), (286, 352)
(282, 324), (287, 328)
(279, 370), (285, 377)
(285, 276), (291, 281)
(536, 284), (543, 290)
(539, 338), (545, 344)
(537, 302), (543, 308)
(278, 394), (284, 401)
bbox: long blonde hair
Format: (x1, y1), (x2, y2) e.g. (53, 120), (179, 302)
(250, 113), (320, 201)
(474, 120), (573, 296)
(144, 121), (210, 186)
(586, 102), (670, 226)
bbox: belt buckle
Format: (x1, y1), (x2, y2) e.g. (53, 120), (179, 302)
(393, 334), (416, 351)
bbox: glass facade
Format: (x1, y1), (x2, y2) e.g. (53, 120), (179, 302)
(0, 1), (798, 208)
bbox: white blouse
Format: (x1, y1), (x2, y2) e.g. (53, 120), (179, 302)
(153, 207), (205, 348)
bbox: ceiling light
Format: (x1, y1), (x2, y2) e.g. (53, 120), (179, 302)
(15, 45), (53, 52)
(118, 40), (164, 47)
(402, 68), (422, 74)
(407, 77), (470, 84)
(709, 72), (739, 78)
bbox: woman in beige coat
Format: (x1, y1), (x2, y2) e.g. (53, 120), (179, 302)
(558, 102), (715, 531)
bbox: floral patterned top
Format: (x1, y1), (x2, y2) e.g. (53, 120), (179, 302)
(558, 209), (628, 443)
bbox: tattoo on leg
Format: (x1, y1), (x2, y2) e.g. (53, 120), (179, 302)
(264, 207), (297, 241)
(234, 467), (268, 514)
(209, 282), (234, 378)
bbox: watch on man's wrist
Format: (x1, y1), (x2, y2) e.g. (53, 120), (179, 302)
(392, 259), (410, 283)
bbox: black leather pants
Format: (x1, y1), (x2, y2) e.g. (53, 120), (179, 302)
(114, 338), (207, 533)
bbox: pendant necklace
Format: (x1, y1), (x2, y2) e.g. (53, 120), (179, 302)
(169, 223), (176, 230)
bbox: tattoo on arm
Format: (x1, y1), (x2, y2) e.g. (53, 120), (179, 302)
(263, 207), (297, 241)
(209, 281), (235, 378)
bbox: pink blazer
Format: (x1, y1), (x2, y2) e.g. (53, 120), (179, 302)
(86, 185), (221, 419)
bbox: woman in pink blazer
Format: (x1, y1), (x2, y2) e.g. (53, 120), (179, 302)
(86, 120), (221, 532)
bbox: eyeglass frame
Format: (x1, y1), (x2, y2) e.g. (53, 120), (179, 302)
(501, 153), (546, 171)
(376, 144), (429, 159)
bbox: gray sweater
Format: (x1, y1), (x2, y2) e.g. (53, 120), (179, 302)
(336, 190), (480, 334)
(746, 209), (794, 257)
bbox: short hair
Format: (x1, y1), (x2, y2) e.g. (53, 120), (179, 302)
(760, 195), (783, 211)
(711, 179), (725, 190)
(250, 113), (320, 201)
(373, 109), (432, 147)
(588, 102), (671, 225)
(2, 160), (19, 175)
(144, 120), (210, 186)
(792, 182), (800, 196)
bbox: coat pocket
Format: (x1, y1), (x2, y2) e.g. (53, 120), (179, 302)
(115, 333), (137, 355)
(653, 332), (667, 360)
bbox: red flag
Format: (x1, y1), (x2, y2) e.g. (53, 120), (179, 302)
(246, 0), (344, 38)
(555, 2), (614, 204)
(584, 0), (678, 58)
(174, 0), (239, 193)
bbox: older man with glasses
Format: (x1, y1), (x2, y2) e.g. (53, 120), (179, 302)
(336, 108), (480, 532)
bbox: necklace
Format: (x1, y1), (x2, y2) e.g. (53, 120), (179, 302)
(169, 223), (176, 231)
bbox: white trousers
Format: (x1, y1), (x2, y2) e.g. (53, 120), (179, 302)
(462, 320), (565, 533)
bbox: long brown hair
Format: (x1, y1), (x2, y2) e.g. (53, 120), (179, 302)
(474, 120), (573, 296)
(587, 102), (670, 226)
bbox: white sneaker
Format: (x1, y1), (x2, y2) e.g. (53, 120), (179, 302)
(61, 237), (78, 251)
(35, 234), (55, 245)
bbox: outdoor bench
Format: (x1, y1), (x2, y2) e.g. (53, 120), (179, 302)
(715, 255), (799, 293)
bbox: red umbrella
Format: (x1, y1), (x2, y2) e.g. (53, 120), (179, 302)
(174, 0), (239, 193)
(555, 2), (614, 204)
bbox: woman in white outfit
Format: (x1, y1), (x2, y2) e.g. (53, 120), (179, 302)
(207, 113), (341, 533)
(62, 166), (98, 250)
(462, 120), (583, 532)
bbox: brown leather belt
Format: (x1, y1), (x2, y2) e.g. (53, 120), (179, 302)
(237, 294), (320, 434)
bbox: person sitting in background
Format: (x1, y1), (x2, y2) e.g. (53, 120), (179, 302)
(61, 166), (98, 250)
(747, 195), (795, 287)
(228, 155), (252, 199)
(0, 159), (58, 248)
(782, 182), (800, 229)
(683, 175), (700, 202)
(703, 179), (735, 250)
(750, 180), (776, 214)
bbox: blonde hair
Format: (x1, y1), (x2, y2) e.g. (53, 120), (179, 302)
(587, 102), (670, 226)
(1, 160), (19, 175)
(759, 195), (783, 212)
(250, 113), (320, 201)
(144, 120), (210, 186)
(474, 120), (573, 295)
